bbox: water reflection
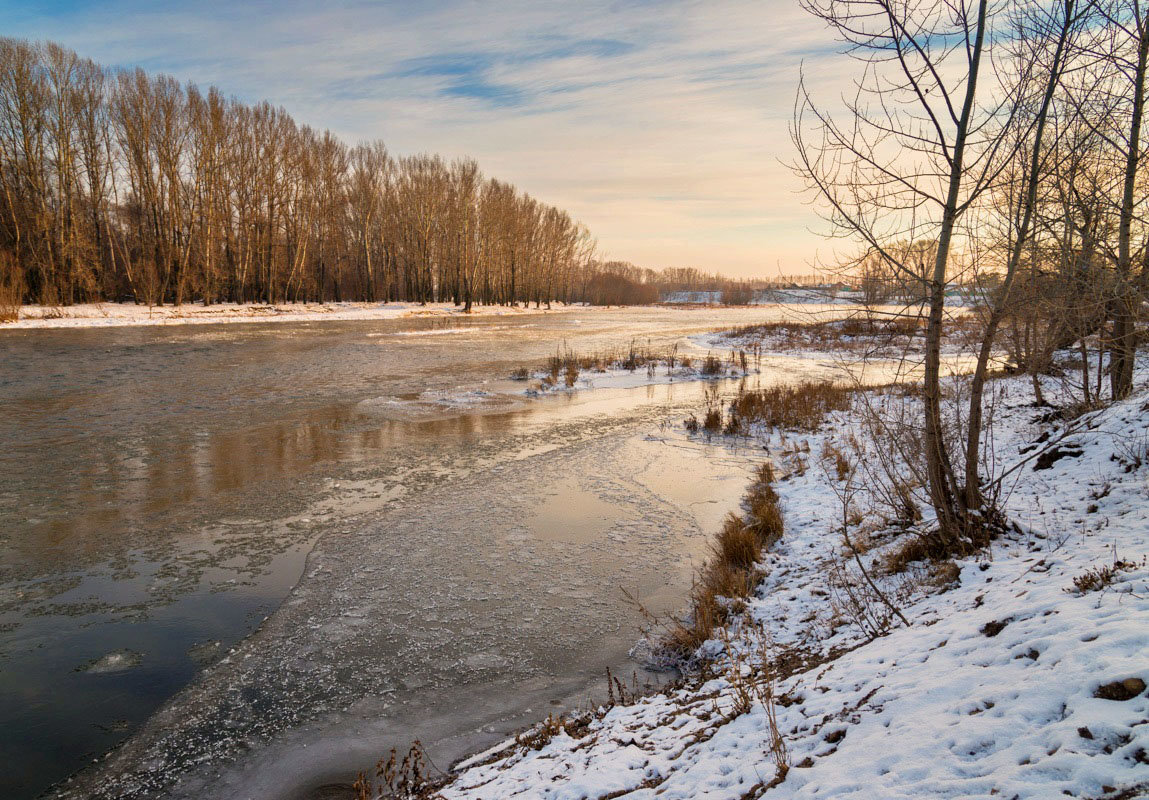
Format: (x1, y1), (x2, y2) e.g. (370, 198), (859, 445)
(0, 305), (894, 799)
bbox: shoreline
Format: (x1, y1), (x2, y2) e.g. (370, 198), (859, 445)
(418, 360), (1149, 800)
(0, 300), (585, 330)
(0, 294), (926, 332)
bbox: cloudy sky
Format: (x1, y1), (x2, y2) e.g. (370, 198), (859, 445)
(3, 0), (844, 277)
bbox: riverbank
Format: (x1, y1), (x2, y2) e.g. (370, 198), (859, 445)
(1, 300), (583, 329)
(0, 292), (920, 331)
(395, 361), (1149, 800)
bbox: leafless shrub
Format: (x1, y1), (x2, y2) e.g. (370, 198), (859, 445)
(1067, 559), (1136, 595)
(720, 625), (790, 781)
(827, 558), (897, 640)
(824, 443), (910, 630)
(353, 741), (444, 800)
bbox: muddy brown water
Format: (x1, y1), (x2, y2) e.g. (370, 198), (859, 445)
(0, 305), (856, 800)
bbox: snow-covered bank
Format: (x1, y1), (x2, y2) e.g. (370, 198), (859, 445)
(691, 313), (983, 360)
(2, 300), (580, 329)
(413, 367), (1149, 799)
(661, 289), (863, 305)
(661, 288), (983, 307)
(519, 362), (753, 399)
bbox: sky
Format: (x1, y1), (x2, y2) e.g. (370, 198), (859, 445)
(3, 0), (845, 278)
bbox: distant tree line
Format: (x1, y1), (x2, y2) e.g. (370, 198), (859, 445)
(0, 38), (618, 310)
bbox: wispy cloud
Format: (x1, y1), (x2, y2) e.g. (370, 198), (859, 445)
(0, 0), (848, 276)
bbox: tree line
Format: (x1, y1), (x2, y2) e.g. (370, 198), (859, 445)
(0, 38), (616, 310)
(795, 0), (1147, 549)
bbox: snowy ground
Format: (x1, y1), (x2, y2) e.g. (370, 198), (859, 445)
(2, 301), (581, 329)
(690, 316), (981, 361)
(519, 363), (754, 399)
(661, 289), (982, 306)
(417, 363), (1149, 800)
(661, 289), (863, 305)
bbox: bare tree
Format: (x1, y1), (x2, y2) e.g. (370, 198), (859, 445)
(793, 0), (1006, 545)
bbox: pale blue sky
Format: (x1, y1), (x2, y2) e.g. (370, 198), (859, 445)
(3, 0), (841, 276)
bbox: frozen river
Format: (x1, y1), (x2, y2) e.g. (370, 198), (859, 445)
(0, 305), (852, 799)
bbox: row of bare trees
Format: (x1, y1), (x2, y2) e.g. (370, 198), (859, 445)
(795, 0), (1148, 547)
(0, 38), (603, 309)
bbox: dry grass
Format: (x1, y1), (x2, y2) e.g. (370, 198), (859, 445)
(725, 316), (923, 348)
(685, 382), (853, 440)
(353, 741), (444, 800)
(700, 353), (725, 376)
(663, 465), (784, 660)
(883, 532), (956, 574)
(1067, 558), (1136, 594)
(702, 406), (723, 434)
(516, 341), (749, 385)
(884, 519), (997, 575)
(728, 381), (854, 433)
(515, 712), (593, 751)
(722, 314), (982, 354)
(715, 514), (762, 570)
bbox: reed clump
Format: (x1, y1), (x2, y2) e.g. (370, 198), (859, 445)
(727, 381), (853, 432)
(725, 316), (925, 346)
(663, 464), (784, 660)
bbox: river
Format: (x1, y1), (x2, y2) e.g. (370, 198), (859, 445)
(0, 305), (853, 799)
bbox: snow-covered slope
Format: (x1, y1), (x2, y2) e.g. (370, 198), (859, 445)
(429, 370), (1149, 800)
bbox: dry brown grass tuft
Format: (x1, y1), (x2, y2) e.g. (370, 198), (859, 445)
(756, 461), (776, 483)
(516, 712), (593, 751)
(883, 533), (950, 574)
(353, 741), (444, 800)
(702, 406), (723, 434)
(715, 514), (761, 571)
(663, 464), (784, 660)
(884, 519), (995, 574)
(1067, 559), (1136, 594)
(727, 381), (853, 433)
(701, 353), (725, 376)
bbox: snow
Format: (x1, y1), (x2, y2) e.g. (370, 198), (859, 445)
(429, 363), (1149, 799)
(521, 364), (753, 398)
(661, 289), (862, 305)
(2, 301), (580, 330)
